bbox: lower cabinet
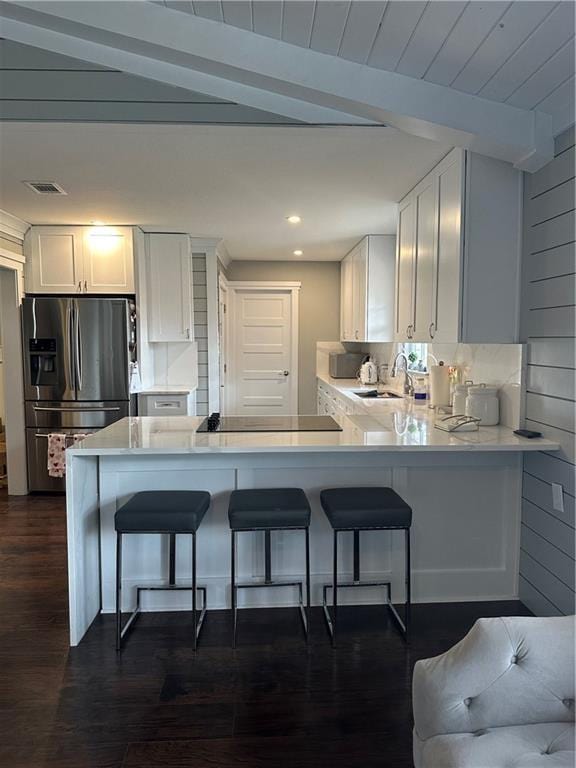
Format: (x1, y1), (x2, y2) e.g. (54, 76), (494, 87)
(138, 391), (196, 416)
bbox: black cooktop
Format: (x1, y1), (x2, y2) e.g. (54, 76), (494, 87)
(197, 414), (342, 433)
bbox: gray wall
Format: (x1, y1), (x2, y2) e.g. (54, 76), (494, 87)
(226, 261), (341, 413)
(192, 254), (209, 416)
(519, 125), (575, 617)
(0, 39), (298, 124)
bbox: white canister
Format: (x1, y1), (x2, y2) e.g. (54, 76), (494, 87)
(452, 383), (471, 415)
(465, 384), (500, 425)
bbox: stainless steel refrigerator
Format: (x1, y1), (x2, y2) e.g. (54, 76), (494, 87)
(22, 297), (137, 491)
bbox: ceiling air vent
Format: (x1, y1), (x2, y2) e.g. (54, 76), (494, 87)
(23, 181), (67, 195)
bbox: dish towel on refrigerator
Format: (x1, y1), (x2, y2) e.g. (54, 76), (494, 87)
(47, 433), (67, 478)
(47, 433), (89, 478)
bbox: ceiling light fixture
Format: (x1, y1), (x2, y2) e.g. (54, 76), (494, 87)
(293, 250), (303, 256)
(286, 215), (301, 224)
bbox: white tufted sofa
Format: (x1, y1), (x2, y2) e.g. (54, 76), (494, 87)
(413, 616), (575, 768)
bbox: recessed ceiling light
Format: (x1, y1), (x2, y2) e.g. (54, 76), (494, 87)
(90, 220), (105, 226)
(293, 250), (303, 256)
(286, 215), (301, 224)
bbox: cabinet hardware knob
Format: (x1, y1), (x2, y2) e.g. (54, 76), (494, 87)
(283, 370), (289, 376)
(429, 322), (436, 339)
(84, 280), (87, 292)
(407, 324), (413, 339)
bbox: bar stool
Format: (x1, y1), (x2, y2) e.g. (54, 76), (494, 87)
(228, 488), (311, 647)
(114, 490), (211, 651)
(320, 486), (412, 644)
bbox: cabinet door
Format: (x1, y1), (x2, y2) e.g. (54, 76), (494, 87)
(353, 239), (367, 340)
(433, 154), (463, 342)
(25, 226), (83, 293)
(395, 199), (416, 340)
(147, 234), (194, 343)
(83, 227), (134, 294)
(413, 179), (438, 341)
(340, 253), (354, 341)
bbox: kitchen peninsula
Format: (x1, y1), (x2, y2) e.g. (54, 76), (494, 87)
(66, 409), (559, 645)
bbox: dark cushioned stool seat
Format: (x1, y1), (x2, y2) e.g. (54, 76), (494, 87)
(229, 488), (311, 530)
(320, 487), (412, 530)
(115, 491), (211, 533)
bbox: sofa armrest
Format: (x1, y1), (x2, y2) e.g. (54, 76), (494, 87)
(413, 616), (575, 741)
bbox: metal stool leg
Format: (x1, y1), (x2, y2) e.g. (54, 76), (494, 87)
(332, 530), (338, 646)
(231, 530), (237, 648)
(192, 532), (197, 651)
(405, 527), (411, 636)
(116, 532), (122, 652)
(305, 527), (311, 637)
(168, 533), (176, 586)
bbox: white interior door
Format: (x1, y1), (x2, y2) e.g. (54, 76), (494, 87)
(230, 287), (297, 415)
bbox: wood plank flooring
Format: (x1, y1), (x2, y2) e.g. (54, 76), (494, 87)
(0, 490), (531, 768)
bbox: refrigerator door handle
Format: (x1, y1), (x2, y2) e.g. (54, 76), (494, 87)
(33, 406), (121, 413)
(74, 300), (83, 391)
(66, 301), (75, 390)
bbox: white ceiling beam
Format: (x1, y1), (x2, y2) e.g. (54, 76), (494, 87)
(1, 1), (555, 169)
(0, 16), (373, 125)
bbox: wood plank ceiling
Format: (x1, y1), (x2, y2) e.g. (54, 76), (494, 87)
(155, 0), (575, 136)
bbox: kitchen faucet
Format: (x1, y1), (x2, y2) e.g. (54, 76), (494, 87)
(391, 352), (414, 396)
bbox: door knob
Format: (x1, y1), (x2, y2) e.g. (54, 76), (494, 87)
(283, 370), (289, 376)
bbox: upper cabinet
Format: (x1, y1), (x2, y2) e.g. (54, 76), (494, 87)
(146, 233), (194, 343)
(340, 235), (396, 343)
(395, 149), (521, 343)
(83, 227), (134, 294)
(25, 226), (135, 294)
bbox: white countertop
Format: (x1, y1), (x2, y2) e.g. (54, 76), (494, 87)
(139, 386), (197, 395)
(68, 401), (559, 457)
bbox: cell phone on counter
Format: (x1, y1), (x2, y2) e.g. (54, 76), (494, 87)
(513, 429), (542, 439)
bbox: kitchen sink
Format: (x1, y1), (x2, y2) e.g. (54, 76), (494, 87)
(353, 390), (402, 399)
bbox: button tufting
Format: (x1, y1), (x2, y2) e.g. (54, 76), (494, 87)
(563, 698), (573, 707)
(474, 729), (486, 737)
(464, 697), (472, 707)
(510, 655), (518, 664)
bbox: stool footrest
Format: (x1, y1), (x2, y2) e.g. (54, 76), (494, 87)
(321, 580), (407, 641)
(233, 579), (308, 639)
(118, 585), (207, 646)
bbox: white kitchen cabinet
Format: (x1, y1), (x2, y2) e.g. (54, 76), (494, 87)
(138, 390), (196, 416)
(24, 225), (134, 294)
(25, 226), (84, 293)
(340, 235), (396, 343)
(395, 148), (521, 343)
(83, 227), (134, 294)
(146, 234), (194, 343)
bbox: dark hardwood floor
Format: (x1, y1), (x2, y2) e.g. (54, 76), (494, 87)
(0, 489), (531, 768)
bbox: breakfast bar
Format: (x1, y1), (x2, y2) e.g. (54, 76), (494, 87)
(66, 410), (559, 645)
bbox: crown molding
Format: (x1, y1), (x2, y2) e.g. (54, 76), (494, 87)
(0, 209), (30, 241)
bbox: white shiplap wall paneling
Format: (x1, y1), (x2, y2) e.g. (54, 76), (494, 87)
(522, 499), (575, 559)
(520, 124), (575, 617)
(525, 243), (576, 283)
